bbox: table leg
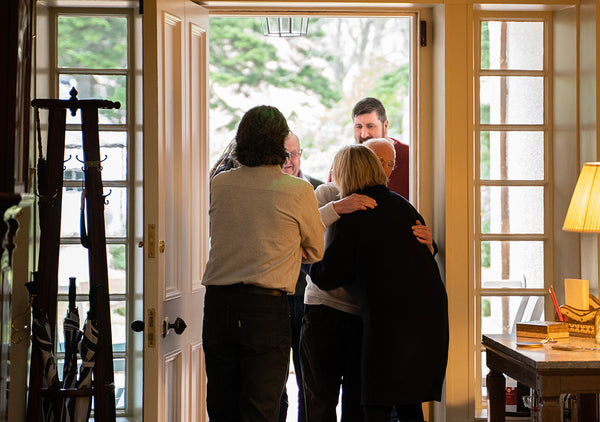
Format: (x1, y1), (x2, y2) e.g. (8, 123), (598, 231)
(487, 369), (505, 422)
(538, 395), (561, 422)
(578, 393), (598, 422)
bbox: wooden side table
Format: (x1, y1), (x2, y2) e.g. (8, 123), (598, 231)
(483, 333), (600, 422)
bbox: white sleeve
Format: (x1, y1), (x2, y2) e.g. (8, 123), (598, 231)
(315, 183), (341, 228)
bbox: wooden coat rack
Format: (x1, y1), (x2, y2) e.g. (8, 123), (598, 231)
(27, 88), (119, 422)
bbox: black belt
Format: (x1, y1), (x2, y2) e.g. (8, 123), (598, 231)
(208, 283), (286, 297)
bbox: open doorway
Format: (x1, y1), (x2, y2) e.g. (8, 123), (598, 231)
(208, 15), (416, 422)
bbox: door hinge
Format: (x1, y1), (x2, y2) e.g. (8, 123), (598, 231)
(420, 20), (427, 47)
(147, 308), (156, 348)
(148, 224), (156, 258)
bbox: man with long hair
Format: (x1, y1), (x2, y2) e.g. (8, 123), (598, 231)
(202, 105), (324, 421)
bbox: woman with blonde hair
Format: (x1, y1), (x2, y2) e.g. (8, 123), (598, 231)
(309, 144), (448, 422)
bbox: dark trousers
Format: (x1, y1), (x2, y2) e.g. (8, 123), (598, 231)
(299, 304), (363, 422)
(202, 285), (291, 422)
(364, 404), (424, 422)
(279, 295), (306, 422)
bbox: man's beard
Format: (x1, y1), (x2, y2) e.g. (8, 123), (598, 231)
(357, 133), (384, 144)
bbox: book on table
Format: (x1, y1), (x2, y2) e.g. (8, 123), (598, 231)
(516, 321), (570, 339)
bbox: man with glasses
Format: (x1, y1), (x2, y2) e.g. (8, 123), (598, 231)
(280, 131), (376, 422)
(363, 138), (433, 254)
(279, 131), (321, 422)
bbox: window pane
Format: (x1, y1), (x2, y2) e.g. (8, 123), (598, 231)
(64, 130), (128, 181)
(111, 300), (127, 352)
(60, 187), (84, 237)
(481, 296), (546, 334)
(481, 186), (544, 234)
(114, 358), (126, 409)
(480, 241), (544, 288)
(58, 244), (127, 294)
(60, 74), (126, 124)
(480, 131), (544, 180)
(57, 16), (128, 69)
(481, 21), (544, 70)
(104, 187), (127, 237)
(60, 186), (127, 238)
(480, 76), (544, 125)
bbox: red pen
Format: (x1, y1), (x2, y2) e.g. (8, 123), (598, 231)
(549, 285), (564, 321)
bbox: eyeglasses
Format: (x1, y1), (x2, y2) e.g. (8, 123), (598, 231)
(287, 149), (303, 159)
(378, 156), (395, 170)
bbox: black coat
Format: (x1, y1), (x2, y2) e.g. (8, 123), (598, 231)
(309, 185), (448, 406)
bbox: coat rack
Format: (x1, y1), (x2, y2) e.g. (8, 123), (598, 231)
(27, 88), (119, 422)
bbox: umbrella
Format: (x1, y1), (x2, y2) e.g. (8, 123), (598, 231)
(60, 277), (82, 422)
(27, 272), (61, 421)
(34, 108), (48, 224)
(74, 283), (99, 422)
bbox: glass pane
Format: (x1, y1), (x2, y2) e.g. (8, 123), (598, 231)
(64, 130), (128, 181)
(60, 74), (126, 124)
(481, 21), (544, 70)
(58, 244), (127, 294)
(481, 295), (546, 334)
(114, 358), (126, 409)
(481, 186), (544, 234)
(480, 241), (544, 288)
(61, 187), (84, 238)
(480, 76), (544, 125)
(104, 187), (127, 237)
(60, 186), (127, 238)
(111, 300), (127, 352)
(56, 300), (127, 353)
(480, 131), (544, 180)
(57, 16), (128, 69)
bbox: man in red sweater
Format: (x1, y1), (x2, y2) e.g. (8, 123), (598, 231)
(352, 97), (409, 199)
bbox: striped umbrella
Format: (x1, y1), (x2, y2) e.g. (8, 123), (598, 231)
(27, 274), (61, 421)
(60, 277), (82, 422)
(74, 283), (99, 422)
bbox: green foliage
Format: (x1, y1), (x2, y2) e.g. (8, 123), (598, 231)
(115, 306), (127, 317)
(481, 21), (490, 69)
(480, 104), (491, 268)
(481, 298), (491, 317)
(109, 245), (126, 271)
(370, 64), (409, 135)
(209, 17), (341, 127)
(481, 241), (491, 268)
(58, 16), (128, 69)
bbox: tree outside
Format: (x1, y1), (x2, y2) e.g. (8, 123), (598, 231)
(209, 16), (413, 181)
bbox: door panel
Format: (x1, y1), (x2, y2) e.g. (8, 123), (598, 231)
(143, 1), (209, 421)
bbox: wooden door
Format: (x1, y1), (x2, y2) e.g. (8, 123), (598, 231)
(142, 1), (209, 420)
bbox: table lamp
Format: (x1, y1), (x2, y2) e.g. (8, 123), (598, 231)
(563, 162), (600, 340)
(563, 162), (600, 233)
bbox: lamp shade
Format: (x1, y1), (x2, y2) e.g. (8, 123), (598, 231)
(563, 162), (600, 232)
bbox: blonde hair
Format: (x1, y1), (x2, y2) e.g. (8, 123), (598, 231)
(332, 145), (388, 197)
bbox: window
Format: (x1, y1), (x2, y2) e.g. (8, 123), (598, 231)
(474, 14), (552, 412)
(51, 9), (136, 415)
